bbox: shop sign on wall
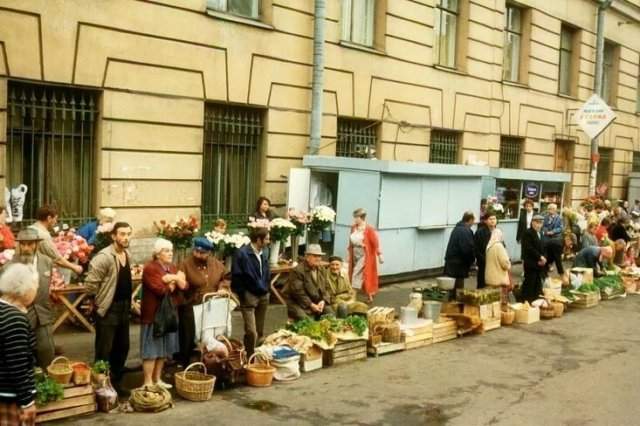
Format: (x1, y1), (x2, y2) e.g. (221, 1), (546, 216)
(575, 94), (616, 140)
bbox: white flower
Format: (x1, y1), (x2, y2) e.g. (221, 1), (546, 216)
(270, 218), (296, 230)
(205, 231), (226, 245)
(223, 232), (250, 249)
(312, 205), (336, 223)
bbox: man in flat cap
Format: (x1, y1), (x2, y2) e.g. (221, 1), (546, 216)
(7, 229), (55, 368)
(177, 236), (229, 366)
(521, 214), (547, 302)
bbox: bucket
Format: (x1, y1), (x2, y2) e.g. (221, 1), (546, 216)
(436, 277), (455, 290)
(421, 301), (442, 322)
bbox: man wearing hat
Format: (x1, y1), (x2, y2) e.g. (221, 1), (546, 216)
(176, 236), (228, 366)
(284, 244), (334, 321)
(521, 214), (547, 303)
(325, 256), (368, 317)
(8, 229), (56, 368)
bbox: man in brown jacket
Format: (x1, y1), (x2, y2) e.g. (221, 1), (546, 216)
(284, 244), (334, 321)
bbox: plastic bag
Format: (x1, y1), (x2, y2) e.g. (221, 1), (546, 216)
(95, 377), (119, 413)
(271, 354), (301, 382)
(153, 294), (178, 338)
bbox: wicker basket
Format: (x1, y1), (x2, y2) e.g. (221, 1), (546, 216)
(381, 322), (401, 343)
(552, 302), (565, 317)
(47, 356), (73, 385)
(71, 362), (91, 385)
(540, 306), (555, 320)
(500, 310), (515, 326)
(245, 354), (276, 387)
(175, 362), (216, 402)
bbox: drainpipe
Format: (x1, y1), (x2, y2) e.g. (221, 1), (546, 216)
(309, 0), (326, 155)
(588, 0), (613, 196)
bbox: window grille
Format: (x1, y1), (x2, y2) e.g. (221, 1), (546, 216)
(202, 104), (263, 229)
(6, 81), (98, 224)
(429, 130), (459, 164)
(336, 118), (378, 158)
(597, 148), (613, 187)
(499, 137), (521, 169)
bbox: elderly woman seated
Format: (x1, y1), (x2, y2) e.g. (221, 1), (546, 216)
(283, 244), (334, 321)
(325, 256), (369, 317)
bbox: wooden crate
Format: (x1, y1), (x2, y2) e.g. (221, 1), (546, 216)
(404, 337), (433, 350)
(36, 384), (96, 424)
(433, 318), (457, 343)
(463, 304), (493, 320)
(571, 291), (599, 309)
(368, 342), (406, 357)
(323, 340), (367, 367)
(300, 345), (323, 372)
(482, 317), (501, 332)
(515, 307), (540, 324)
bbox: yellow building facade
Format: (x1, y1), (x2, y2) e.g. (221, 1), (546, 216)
(1, 0), (639, 235)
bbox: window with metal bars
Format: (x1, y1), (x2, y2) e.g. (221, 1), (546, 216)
(6, 81), (98, 224)
(202, 104), (263, 229)
(429, 130), (459, 164)
(336, 118), (378, 158)
(499, 137), (522, 169)
(632, 152), (640, 173)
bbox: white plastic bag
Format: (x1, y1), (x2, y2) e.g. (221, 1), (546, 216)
(271, 355), (301, 382)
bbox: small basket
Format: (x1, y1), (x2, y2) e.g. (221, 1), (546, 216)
(71, 362), (91, 385)
(540, 306), (555, 320)
(381, 322), (401, 344)
(551, 302), (565, 318)
(245, 354), (276, 387)
(175, 362), (216, 402)
(500, 309), (515, 326)
(47, 356), (73, 385)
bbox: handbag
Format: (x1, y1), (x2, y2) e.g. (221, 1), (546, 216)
(153, 294), (178, 338)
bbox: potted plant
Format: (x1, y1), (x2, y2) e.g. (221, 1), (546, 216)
(91, 360), (110, 385)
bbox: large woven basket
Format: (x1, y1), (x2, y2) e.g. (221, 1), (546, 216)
(47, 356), (73, 385)
(500, 309), (515, 326)
(175, 362), (216, 402)
(381, 322), (401, 343)
(540, 306), (555, 320)
(552, 302), (565, 317)
(245, 354), (275, 387)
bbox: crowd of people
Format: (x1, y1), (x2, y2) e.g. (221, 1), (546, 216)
(444, 197), (638, 305)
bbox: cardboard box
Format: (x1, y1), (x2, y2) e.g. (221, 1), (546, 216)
(514, 307), (540, 324)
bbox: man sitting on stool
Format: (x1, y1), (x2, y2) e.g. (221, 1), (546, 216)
(284, 244), (334, 321)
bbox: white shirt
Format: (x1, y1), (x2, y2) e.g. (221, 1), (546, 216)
(250, 243), (263, 277)
(526, 211), (533, 229)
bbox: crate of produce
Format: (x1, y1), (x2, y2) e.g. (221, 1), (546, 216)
(481, 317), (501, 332)
(36, 384), (96, 424)
(571, 290), (600, 308)
(421, 287), (450, 302)
(456, 288), (501, 306)
(323, 340), (367, 367)
(368, 342), (406, 356)
(432, 317), (457, 343)
(300, 345), (323, 373)
(511, 304), (540, 324)
(463, 304), (494, 320)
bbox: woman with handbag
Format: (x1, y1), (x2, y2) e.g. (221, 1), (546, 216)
(141, 239), (186, 388)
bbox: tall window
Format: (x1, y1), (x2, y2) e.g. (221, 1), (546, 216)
(632, 152), (640, 173)
(597, 147), (613, 188)
(429, 130), (459, 164)
(558, 25), (575, 95)
(602, 42), (617, 105)
(434, 0), (458, 68)
(341, 0), (375, 47)
(503, 4), (522, 82)
(207, 0), (259, 19)
(636, 66), (640, 112)
(499, 137), (522, 169)
(336, 118), (378, 158)
(6, 82), (97, 223)
(202, 104), (263, 227)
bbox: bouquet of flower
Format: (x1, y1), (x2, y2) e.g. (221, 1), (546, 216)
(269, 218), (297, 243)
(485, 196), (505, 219)
(247, 218), (271, 230)
(204, 230), (226, 247)
(0, 249), (14, 266)
(308, 205), (336, 234)
(287, 208), (310, 237)
(154, 216), (199, 250)
(53, 228), (93, 264)
(219, 232), (251, 258)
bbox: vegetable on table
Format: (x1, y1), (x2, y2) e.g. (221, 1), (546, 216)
(35, 375), (64, 406)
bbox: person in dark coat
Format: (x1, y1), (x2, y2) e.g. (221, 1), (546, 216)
(444, 212), (476, 291)
(474, 212), (496, 289)
(608, 218), (630, 243)
(521, 215), (547, 303)
(516, 199), (535, 257)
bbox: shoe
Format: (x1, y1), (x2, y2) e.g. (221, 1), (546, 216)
(156, 379), (173, 389)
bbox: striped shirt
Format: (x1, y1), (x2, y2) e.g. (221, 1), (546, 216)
(0, 300), (36, 407)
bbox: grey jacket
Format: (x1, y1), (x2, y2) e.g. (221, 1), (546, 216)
(85, 245), (131, 317)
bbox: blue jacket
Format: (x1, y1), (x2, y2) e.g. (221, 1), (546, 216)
(77, 220), (98, 245)
(542, 214), (562, 240)
(231, 244), (270, 298)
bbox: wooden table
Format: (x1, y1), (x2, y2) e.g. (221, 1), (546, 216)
(270, 264), (295, 305)
(51, 285), (94, 333)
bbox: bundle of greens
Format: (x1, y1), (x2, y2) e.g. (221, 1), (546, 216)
(287, 315), (368, 342)
(35, 376), (64, 406)
(594, 275), (624, 291)
(576, 283), (599, 293)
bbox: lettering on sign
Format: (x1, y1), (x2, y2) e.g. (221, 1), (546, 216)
(575, 94), (616, 140)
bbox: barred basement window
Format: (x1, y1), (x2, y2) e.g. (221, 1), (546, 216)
(336, 118), (378, 158)
(429, 130), (459, 164)
(6, 81), (98, 224)
(500, 137), (522, 169)
(202, 104), (263, 228)
(632, 152), (640, 173)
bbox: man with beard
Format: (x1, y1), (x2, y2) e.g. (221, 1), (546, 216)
(5, 229), (55, 368)
(85, 222), (133, 395)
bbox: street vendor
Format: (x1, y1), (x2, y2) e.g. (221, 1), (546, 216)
(77, 207), (117, 245)
(284, 244), (334, 321)
(521, 214), (546, 303)
(4, 229), (55, 368)
(177, 237), (229, 367)
(325, 256), (367, 316)
(542, 203), (564, 275)
(574, 245), (613, 277)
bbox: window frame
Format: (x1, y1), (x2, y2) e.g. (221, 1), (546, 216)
(602, 41), (619, 106)
(336, 117), (379, 159)
(503, 4), (522, 83)
(434, 0), (459, 69)
(499, 136), (522, 169)
(341, 0), (376, 48)
(558, 25), (575, 96)
(429, 129), (460, 164)
(632, 151), (640, 173)
(206, 0), (261, 20)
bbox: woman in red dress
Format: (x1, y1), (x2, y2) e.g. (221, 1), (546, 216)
(347, 208), (383, 303)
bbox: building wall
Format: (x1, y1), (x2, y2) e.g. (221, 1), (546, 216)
(1, 0), (640, 236)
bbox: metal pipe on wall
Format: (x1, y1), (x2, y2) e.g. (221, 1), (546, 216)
(309, 0), (326, 155)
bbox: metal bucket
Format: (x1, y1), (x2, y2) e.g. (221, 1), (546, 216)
(422, 301), (442, 322)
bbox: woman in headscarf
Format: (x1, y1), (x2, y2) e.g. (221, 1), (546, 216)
(484, 228), (512, 304)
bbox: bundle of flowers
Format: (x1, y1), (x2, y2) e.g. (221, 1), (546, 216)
(287, 208), (310, 237)
(308, 205), (336, 234)
(204, 230), (226, 247)
(270, 218), (297, 243)
(219, 232), (251, 258)
(53, 228), (93, 264)
(247, 217), (271, 230)
(49, 267), (66, 292)
(485, 196), (505, 219)
(0, 249), (14, 266)
(154, 216), (199, 250)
